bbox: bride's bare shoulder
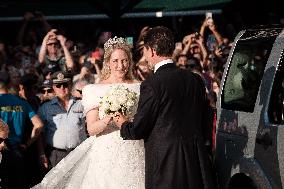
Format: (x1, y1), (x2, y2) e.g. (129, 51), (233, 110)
(82, 83), (105, 92)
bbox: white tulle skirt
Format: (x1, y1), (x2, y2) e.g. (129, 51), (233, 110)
(33, 131), (145, 189)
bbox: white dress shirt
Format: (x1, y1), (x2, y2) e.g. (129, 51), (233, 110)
(154, 59), (174, 73)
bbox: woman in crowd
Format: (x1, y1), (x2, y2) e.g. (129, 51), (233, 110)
(38, 29), (74, 74)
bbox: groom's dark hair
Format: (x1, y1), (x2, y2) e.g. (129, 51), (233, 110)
(144, 26), (175, 57)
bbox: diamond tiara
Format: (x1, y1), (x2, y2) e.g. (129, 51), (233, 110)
(104, 36), (127, 52)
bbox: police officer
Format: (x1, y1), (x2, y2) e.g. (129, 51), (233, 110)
(0, 71), (44, 189)
(38, 71), (87, 168)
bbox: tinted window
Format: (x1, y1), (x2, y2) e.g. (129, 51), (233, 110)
(268, 52), (284, 124)
(222, 36), (275, 112)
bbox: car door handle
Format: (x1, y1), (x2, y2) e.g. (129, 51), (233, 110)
(256, 133), (272, 146)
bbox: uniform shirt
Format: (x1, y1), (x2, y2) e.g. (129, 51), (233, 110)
(38, 97), (87, 149)
(0, 94), (36, 145)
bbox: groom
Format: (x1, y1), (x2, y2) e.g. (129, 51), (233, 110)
(114, 26), (215, 189)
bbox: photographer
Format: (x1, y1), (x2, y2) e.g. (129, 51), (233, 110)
(199, 15), (224, 53)
(181, 32), (208, 69)
(38, 29), (74, 76)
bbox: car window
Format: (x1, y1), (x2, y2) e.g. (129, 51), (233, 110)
(268, 52), (284, 124)
(222, 37), (274, 112)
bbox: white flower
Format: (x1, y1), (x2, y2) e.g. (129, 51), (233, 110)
(118, 96), (128, 104)
(110, 101), (121, 111)
(99, 85), (138, 118)
(126, 101), (134, 107)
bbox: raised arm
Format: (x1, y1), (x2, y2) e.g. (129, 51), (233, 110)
(35, 11), (52, 33)
(208, 23), (223, 46)
(88, 56), (102, 79)
(38, 29), (57, 64)
(57, 35), (74, 70)
(199, 19), (208, 39)
(172, 42), (182, 62)
(181, 34), (195, 55)
(16, 12), (34, 46)
(195, 36), (208, 68)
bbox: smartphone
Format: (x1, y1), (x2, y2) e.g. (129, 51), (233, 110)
(126, 37), (133, 46)
(72, 45), (77, 53)
(175, 42), (182, 50)
(206, 12), (213, 26)
(206, 12), (212, 19)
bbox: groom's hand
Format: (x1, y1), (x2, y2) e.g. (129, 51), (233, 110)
(112, 112), (127, 128)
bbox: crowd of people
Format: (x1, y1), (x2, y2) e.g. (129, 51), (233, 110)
(0, 11), (233, 189)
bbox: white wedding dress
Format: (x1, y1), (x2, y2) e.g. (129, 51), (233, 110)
(33, 83), (145, 189)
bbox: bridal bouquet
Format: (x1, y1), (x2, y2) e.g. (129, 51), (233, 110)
(99, 85), (139, 119)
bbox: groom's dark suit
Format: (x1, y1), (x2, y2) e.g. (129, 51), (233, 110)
(121, 63), (215, 189)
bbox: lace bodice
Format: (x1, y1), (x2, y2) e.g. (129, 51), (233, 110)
(82, 83), (140, 114)
(80, 83), (144, 189)
(82, 83), (140, 136)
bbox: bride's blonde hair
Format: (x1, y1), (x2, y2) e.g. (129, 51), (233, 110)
(101, 36), (134, 81)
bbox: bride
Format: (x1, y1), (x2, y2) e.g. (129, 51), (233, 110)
(33, 37), (145, 189)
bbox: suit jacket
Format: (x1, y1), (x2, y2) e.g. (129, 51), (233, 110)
(121, 63), (215, 189)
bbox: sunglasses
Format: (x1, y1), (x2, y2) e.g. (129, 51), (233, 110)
(76, 89), (82, 95)
(41, 89), (53, 94)
(0, 137), (8, 144)
(55, 83), (69, 89)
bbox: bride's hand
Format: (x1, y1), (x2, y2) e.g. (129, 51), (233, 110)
(112, 112), (128, 128)
(102, 115), (113, 127)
